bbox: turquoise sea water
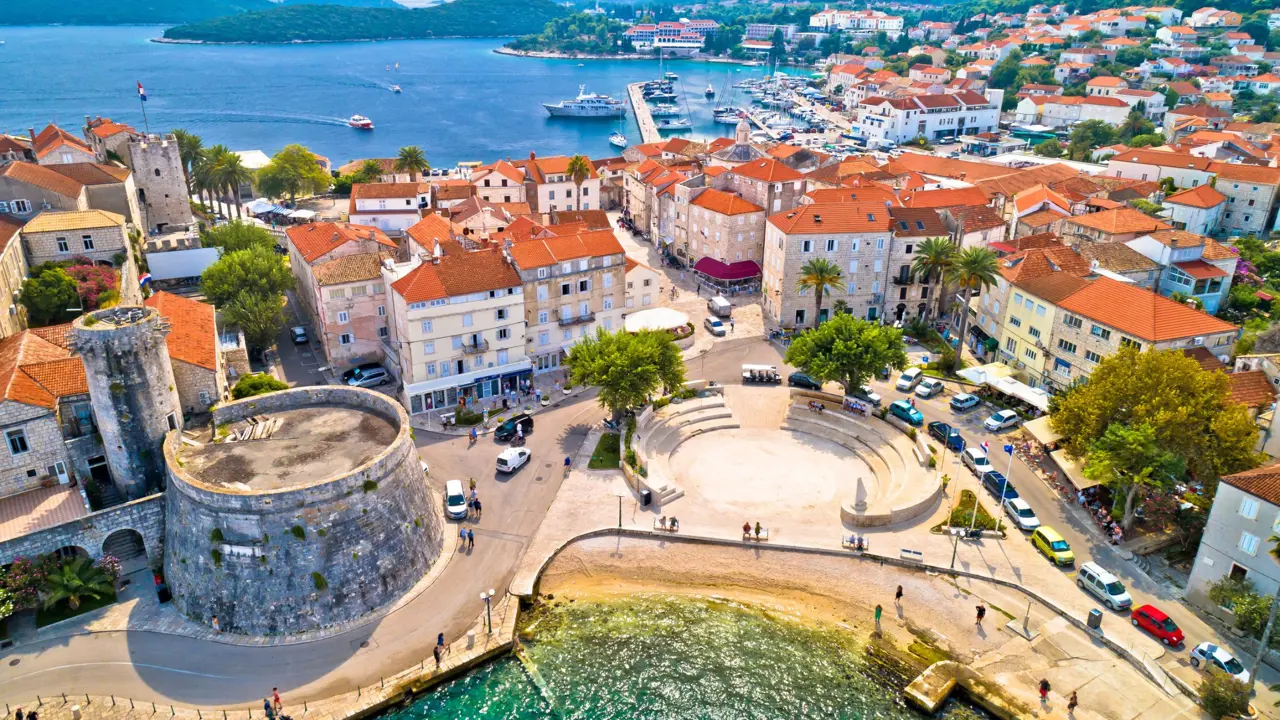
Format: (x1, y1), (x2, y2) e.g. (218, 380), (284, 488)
(389, 595), (988, 719)
(0, 27), (769, 166)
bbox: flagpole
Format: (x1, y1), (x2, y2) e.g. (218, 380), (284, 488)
(137, 82), (150, 134)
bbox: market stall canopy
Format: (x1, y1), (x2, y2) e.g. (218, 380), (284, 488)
(693, 257), (762, 281)
(1023, 416), (1062, 446)
(246, 198), (287, 215)
(1050, 449), (1097, 490)
(288, 209), (316, 220)
(624, 307), (690, 333)
(957, 363), (1014, 385)
(991, 376), (1051, 412)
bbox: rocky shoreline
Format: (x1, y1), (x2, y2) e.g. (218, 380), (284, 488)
(492, 46), (765, 66)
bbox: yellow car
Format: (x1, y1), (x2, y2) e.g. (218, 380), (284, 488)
(1031, 527), (1075, 566)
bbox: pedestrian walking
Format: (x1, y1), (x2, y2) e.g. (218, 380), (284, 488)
(743, 521), (751, 535)
(467, 528), (475, 550)
(894, 585), (903, 605)
(730, 317), (735, 333)
(1038, 679), (1050, 706)
(975, 604), (986, 626)
(1067, 691), (1078, 717)
(15, 707), (23, 720)
(474, 498), (483, 520)
(460, 526), (468, 546)
(263, 699), (275, 720)
(433, 643), (444, 668)
(874, 604), (882, 635)
(272, 688), (282, 713)
(212, 615), (220, 634)
(754, 521), (763, 538)
(437, 632), (445, 648)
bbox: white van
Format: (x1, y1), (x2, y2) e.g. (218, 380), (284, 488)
(1077, 562), (1132, 610)
(895, 367), (923, 391)
(962, 447), (994, 475)
(708, 296), (732, 317)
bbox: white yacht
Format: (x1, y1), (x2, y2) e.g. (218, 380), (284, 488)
(609, 131), (628, 148)
(544, 85), (626, 118)
(348, 115), (374, 129)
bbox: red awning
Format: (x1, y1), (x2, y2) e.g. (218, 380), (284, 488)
(1174, 259), (1228, 280)
(692, 258), (762, 281)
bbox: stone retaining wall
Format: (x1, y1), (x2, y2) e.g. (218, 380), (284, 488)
(0, 494), (165, 565)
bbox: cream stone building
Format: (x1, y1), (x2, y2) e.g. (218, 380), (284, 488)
(507, 229), (627, 375)
(0, 218), (29, 338)
(684, 188), (766, 266)
(711, 158), (806, 215)
(625, 257), (661, 312)
(471, 161), (528, 204)
(519, 154), (603, 213)
(382, 248), (529, 415)
(19, 209), (128, 268)
(348, 182), (431, 235)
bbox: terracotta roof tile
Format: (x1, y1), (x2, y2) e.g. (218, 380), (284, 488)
(22, 209), (124, 234)
(1019, 208), (1068, 227)
(947, 204), (1005, 232)
(1015, 273), (1092, 303)
(28, 323), (74, 349)
(553, 210), (612, 230)
(730, 158), (804, 183)
(1062, 207), (1170, 235)
(1001, 245), (1092, 283)
(692, 188), (764, 216)
(19, 358), (88, 399)
(1229, 370), (1276, 408)
(405, 213), (461, 254)
(351, 182), (429, 199)
(312, 251), (395, 287)
(1202, 239), (1236, 261)
(2, 162), (84, 199)
(1221, 461), (1280, 506)
(768, 203), (893, 235)
(1056, 276), (1237, 342)
(888, 207), (947, 237)
(0, 216), (22, 253)
(900, 186), (990, 209)
(1074, 242), (1159, 273)
(507, 229), (624, 270)
(0, 331), (78, 409)
(33, 124), (92, 160)
(1183, 346), (1227, 371)
(144, 291), (218, 371)
(1009, 232), (1062, 250)
(391, 248), (521, 303)
(47, 162), (131, 186)
(286, 222), (397, 264)
(1146, 229), (1207, 248)
(1210, 162), (1280, 185)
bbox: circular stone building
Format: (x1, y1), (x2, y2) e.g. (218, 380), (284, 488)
(162, 386), (443, 636)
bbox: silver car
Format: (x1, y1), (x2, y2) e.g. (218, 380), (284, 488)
(704, 317), (726, 337)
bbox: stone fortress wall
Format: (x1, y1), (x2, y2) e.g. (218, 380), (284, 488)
(162, 386), (444, 636)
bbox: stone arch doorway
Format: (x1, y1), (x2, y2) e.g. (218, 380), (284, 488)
(102, 529), (149, 575)
(50, 545), (89, 562)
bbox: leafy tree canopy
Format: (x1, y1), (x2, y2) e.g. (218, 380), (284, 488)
(19, 266), (80, 327)
(201, 245), (294, 307)
(565, 328), (686, 417)
(254, 144), (331, 202)
(232, 373), (290, 399)
(202, 221), (276, 254)
(784, 314), (909, 393)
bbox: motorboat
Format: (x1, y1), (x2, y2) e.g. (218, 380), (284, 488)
(705, 83), (716, 98)
(544, 85), (627, 118)
(650, 104), (682, 117)
(656, 118), (692, 132)
(609, 131), (628, 148)
(390, 85), (402, 93)
(664, 71), (679, 80)
(713, 107), (744, 124)
(348, 115), (374, 129)
(644, 91), (678, 103)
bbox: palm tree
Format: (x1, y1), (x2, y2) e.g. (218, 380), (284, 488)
(1118, 111), (1149, 141)
(42, 556), (114, 611)
(911, 237), (958, 321)
(565, 154), (592, 211)
(172, 129), (203, 197)
(944, 246), (1000, 373)
(195, 145), (229, 217)
(394, 145), (430, 183)
(796, 258), (845, 328)
(358, 159), (386, 183)
(216, 152), (254, 220)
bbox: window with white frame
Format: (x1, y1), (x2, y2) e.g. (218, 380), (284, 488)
(351, 285), (368, 297)
(339, 333), (353, 345)
(337, 311), (349, 324)
(802, 239), (813, 252)
(6, 429), (28, 455)
(826, 239), (837, 252)
(421, 320), (433, 333)
(462, 314), (473, 327)
(497, 328), (510, 340)
(409, 301), (427, 311)
(538, 311), (549, 324)
(603, 297), (613, 310)
(1240, 497), (1260, 520)
(378, 326), (389, 338)
(377, 305), (386, 317)
(537, 267), (549, 279)
(849, 260), (859, 273)
(330, 288), (346, 300)
(82, 235), (95, 250)
(495, 308), (508, 321)
(1240, 531), (1261, 556)
(423, 341), (435, 353)
(56, 237), (69, 253)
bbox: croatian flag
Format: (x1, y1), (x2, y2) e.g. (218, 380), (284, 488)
(981, 441), (989, 452)
(139, 273), (152, 286)
(137, 82), (147, 102)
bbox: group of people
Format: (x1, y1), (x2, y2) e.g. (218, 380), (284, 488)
(841, 398), (871, 417)
(1076, 488), (1124, 545)
(656, 515), (680, 530)
(806, 400), (826, 414)
(261, 689), (288, 720)
(742, 521), (764, 538)
(844, 533), (869, 551)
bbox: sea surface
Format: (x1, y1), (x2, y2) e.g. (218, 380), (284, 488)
(0, 26), (772, 167)
(389, 595), (989, 719)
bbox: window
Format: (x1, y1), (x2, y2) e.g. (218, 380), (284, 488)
(561, 283), (572, 296)
(1240, 497), (1260, 520)
(339, 333), (353, 345)
(1028, 327), (1041, 339)
(1090, 325), (1111, 340)
(421, 320), (433, 333)
(497, 349), (509, 364)
(495, 308), (508, 321)
(377, 305), (386, 317)
(603, 297), (613, 310)
(537, 285), (549, 301)
(563, 329), (572, 341)
(802, 239), (813, 252)
(873, 259), (882, 272)
(539, 331), (550, 346)
(1119, 337), (1141, 350)
(1010, 316), (1022, 328)
(409, 301), (427, 311)
(1005, 337), (1016, 352)
(603, 256), (612, 267)
(1057, 339), (1076, 354)
(876, 238), (885, 250)
(1023, 348), (1037, 360)
(56, 237), (69, 253)
(849, 260), (859, 274)
(578, 279), (590, 293)
(330, 288), (346, 300)
(579, 259), (589, 272)
(462, 314), (473, 327)
(1035, 304), (1046, 317)
(1085, 350), (1102, 363)
(378, 326), (389, 338)
(538, 311), (549, 324)
(1053, 358), (1072, 376)
(337, 311), (349, 324)
(1240, 531), (1261, 556)
(351, 285), (367, 297)
(423, 341), (435, 353)
(537, 267), (549, 279)
(1023, 297), (1033, 310)
(6, 429), (28, 455)
(549, 190), (555, 200)
(561, 262), (573, 274)
(904, 244), (913, 255)
(603, 274), (613, 288)
(82, 234), (95, 250)
(826, 239), (838, 252)
(452, 337), (463, 350)
(1064, 314), (1082, 329)
(10, 200), (30, 214)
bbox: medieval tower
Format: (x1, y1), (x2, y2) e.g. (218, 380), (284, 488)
(73, 306), (183, 500)
(125, 133), (193, 234)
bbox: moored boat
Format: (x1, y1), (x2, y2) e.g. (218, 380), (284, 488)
(609, 131), (628, 148)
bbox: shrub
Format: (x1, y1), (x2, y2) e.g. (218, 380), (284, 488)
(211, 549), (222, 568)
(652, 396), (671, 411)
(312, 572), (328, 591)
(945, 490), (998, 532)
(906, 427), (917, 440)
(231, 373), (289, 399)
(452, 405), (484, 426)
(210, 528), (224, 543)
(290, 525), (306, 541)
(1199, 668), (1250, 719)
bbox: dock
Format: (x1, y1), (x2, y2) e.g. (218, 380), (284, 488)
(627, 82), (662, 144)
(743, 110), (781, 141)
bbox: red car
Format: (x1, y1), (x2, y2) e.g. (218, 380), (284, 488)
(1131, 604), (1184, 646)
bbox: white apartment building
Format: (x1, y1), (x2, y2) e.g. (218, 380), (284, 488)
(851, 90), (1001, 145)
(1013, 95), (1130, 128)
(382, 247), (528, 416)
(520, 154), (602, 214)
(348, 182), (431, 235)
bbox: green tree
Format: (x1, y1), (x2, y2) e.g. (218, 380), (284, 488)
(988, 49), (1024, 90)
(945, 246), (1000, 373)
(784, 314), (909, 394)
(202, 221), (276, 253)
(796, 258), (845, 327)
(1032, 138), (1064, 157)
(1067, 119), (1119, 160)
(911, 237), (957, 320)
(172, 128), (203, 197)
(1049, 347), (1263, 484)
(1118, 110), (1155, 141)
(254, 144), (331, 203)
(201, 245), (295, 306)
(19, 266), (80, 327)
(1126, 133), (1164, 148)
(1082, 422), (1185, 530)
(357, 159), (386, 182)
(231, 373), (290, 399)
(769, 28), (787, 65)
(564, 328), (685, 418)
(1201, 669), (1251, 719)
(224, 291), (286, 351)
(42, 556), (113, 611)
(1130, 198), (1165, 217)
(565, 154), (592, 212)
(394, 145), (430, 183)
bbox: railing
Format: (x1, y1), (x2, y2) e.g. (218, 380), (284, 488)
(461, 339), (489, 354)
(558, 312), (596, 327)
(891, 275), (914, 286)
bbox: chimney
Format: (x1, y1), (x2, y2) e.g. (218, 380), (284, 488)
(432, 240), (442, 262)
(28, 127), (36, 145)
(529, 151), (536, 161)
(84, 115), (91, 130)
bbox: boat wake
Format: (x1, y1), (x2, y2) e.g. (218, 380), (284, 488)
(169, 110), (352, 127)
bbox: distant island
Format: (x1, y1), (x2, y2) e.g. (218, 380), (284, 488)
(0, 0), (402, 26)
(160, 0), (566, 44)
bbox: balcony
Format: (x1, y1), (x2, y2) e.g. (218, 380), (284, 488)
(558, 311), (596, 327)
(891, 274), (915, 286)
(461, 339), (489, 355)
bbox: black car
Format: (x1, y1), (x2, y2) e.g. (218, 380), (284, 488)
(341, 362), (383, 384)
(494, 413), (534, 441)
(290, 326), (308, 345)
(927, 421), (964, 451)
(980, 471), (1018, 500)
(787, 372), (823, 390)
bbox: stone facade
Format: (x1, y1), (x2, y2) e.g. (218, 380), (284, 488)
(21, 217), (128, 268)
(0, 171), (88, 219)
(1217, 174), (1280, 237)
(125, 134), (194, 233)
(171, 358), (221, 416)
(518, 255), (625, 375)
(0, 494), (165, 566)
(73, 307), (183, 500)
(1186, 481), (1280, 613)
(0, 230), (28, 338)
(0, 401), (74, 497)
(162, 387), (444, 636)
(763, 221), (895, 328)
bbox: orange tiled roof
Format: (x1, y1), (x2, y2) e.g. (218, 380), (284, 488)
(1063, 207), (1170, 235)
(0, 331), (82, 410)
(0, 216), (21, 253)
(1221, 461), (1280, 506)
(507, 229), (624, 269)
(32, 124), (92, 160)
(312, 251), (395, 287)
(1165, 184), (1227, 208)
(900, 186), (990, 209)
(145, 291), (218, 371)
(1056, 276), (1237, 342)
(286, 222), (396, 264)
(691, 189), (764, 216)
(351, 182), (428, 199)
(1000, 245), (1092, 283)
(767, 203), (893, 235)
(47, 162), (131, 186)
(1229, 370), (1276, 408)
(1, 162), (84, 199)
(28, 323), (74, 349)
(1210, 162), (1280, 185)
(391, 247), (521, 303)
(1018, 208), (1068, 227)
(730, 158), (804, 183)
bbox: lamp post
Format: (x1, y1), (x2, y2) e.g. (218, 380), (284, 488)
(480, 589), (495, 633)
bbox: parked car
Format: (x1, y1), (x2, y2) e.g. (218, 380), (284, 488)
(496, 447), (532, 473)
(342, 362), (384, 383)
(850, 385), (882, 406)
(961, 447), (994, 476)
(1190, 642), (1249, 683)
(346, 365), (390, 388)
(444, 479), (468, 520)
(290, 326), (308, 345)
(888, 400), (923, 426)
(788, 372), (823, 390)
(704, 317), (727, 337)
(1131, 605), (1184, 646)
(1030, 526), (1075, 566)
(494, 413), (533, 441)
(895, 367), (923, 391)
(915, 378), (944, 399)
(1077, 562), (1132, 611)
(1002, 497), (1040, 532)
(950, 393), (981, 412)
(927, 421), (964, 450)
(980, 471), (1017, 500)
(984, 409), (1020, 432)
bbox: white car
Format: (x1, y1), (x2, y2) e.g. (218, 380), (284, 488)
(950, 393), (981, 412)
(420, 460), (430, 476)
(497, 447), (532, 473)
(1002, 497), (1040, 531)
(984, 409), (1020, 432)
(1190, 642), (1250, 683)
(704, 317), (727, 337)
(443, 479), (467, 520)
(915, 378), (944, 399)
(962, 447), (994, 476)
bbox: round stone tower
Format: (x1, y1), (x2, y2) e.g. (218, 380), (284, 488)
(73, 306), (183, 500)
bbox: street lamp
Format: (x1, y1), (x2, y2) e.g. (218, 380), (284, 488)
(480, 589), (495, 633)
(614, 490), (626, 528)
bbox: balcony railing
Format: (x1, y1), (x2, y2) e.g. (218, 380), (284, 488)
(558, 312), (596, 327)
(461, 339), (489, 354)
(891, 275), (914, 286)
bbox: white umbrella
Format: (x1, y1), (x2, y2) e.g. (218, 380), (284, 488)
(624, 307), (689, 333)
(246, 198), (277, 215)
